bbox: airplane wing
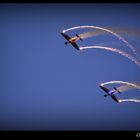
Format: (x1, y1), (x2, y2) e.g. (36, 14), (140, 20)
(99, 85), (110, 93)
(110, 94), (119, 103)
(71, 42), (80, 50)
(61, 32), (71, 41)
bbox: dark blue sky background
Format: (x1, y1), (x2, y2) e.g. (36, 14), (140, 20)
(1, 3), (140, 130)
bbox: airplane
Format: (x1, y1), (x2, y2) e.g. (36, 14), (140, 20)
(99, 85), (120, 103)
(61, 32), (82, 51)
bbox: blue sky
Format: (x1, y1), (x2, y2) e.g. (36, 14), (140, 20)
(1, 3), (140, 130)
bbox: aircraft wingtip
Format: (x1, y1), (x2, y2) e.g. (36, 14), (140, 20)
(62, 30), (65, 33)
(100, 83), (104, 86)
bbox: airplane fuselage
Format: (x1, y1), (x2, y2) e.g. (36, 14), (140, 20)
(69, 37), (78, 43)
(108, 89), (117, 95)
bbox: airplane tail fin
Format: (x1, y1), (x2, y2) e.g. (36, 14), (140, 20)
(114, 87), (121, 93)
(76, 34), (83, 41)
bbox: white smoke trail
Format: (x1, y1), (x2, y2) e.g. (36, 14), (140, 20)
(108, 27), (140, 39)
(119, 98), (140, 103)
(80, 46), (140, 67)
(78, 30), (106, 39)
(100, 81), (140, 89)
(63, 25), (140, 60)
(116, 83), (140, 92)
